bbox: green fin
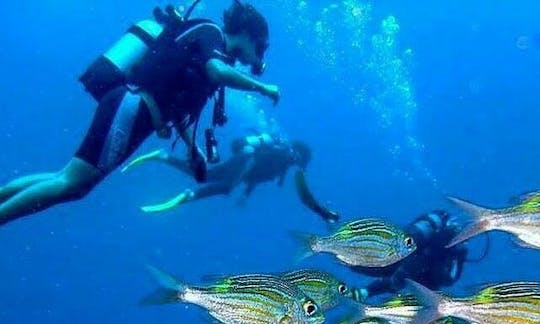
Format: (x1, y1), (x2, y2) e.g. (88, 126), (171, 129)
(121, 149), (164, 173)
(141, 190), (194, 213)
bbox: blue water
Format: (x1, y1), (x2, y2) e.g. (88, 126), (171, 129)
(1, 0), (540, 322)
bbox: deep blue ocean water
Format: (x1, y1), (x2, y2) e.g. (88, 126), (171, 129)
(0, 0), (539, 323)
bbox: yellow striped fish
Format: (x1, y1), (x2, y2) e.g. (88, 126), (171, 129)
(294, 219), (416, 267)
(408, 280), (540, 323)
(446, 195), (540, 249)
(342, 294), (468, 324)
(280, 269), (353, 311)
(142, 266), (325, 324)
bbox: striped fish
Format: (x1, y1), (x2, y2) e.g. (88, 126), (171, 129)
(294, 219), (416, 267)
(349, 317), (465, 324)
(142, 266), (325, 324)
(281, 269), (353, 311)
(408, 280), (540, 324)
(446, 195), (540, 249)
(342, 294), (468, 324)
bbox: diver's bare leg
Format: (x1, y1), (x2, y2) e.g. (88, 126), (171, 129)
(0, 173), (56, 203)
(0, 158), (102, 225)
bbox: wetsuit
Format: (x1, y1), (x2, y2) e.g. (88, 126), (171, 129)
(181, 137), (300, 200)
(76, 20), (230, 176)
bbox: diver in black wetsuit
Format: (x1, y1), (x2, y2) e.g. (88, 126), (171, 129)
(295, 172), (472, 301)
(122, 133), (312, 213)
(0, 1), (280, 226)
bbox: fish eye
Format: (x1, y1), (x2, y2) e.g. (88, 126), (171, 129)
(404, 236), (415, 249)
(303, 300), (318, 316)
(338, 283), (348, 295)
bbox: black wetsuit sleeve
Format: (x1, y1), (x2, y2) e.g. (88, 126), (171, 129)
(364, 266), (408, 298)
(365, 278), (394, 297)
(189, 23), (227, 66)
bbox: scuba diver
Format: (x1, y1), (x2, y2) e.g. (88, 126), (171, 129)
(121, 132), (312, 213)
(295, 172), (483, 302)
(350, 209), (470, 301)
(0, 1), (280, 226)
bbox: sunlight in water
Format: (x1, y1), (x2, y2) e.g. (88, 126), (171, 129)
(277, 0), (438, 187)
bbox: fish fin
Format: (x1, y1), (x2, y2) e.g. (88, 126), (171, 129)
(139, 288), (179, 306)
(289, 231), (317, 264)
(406, 279), (444, 324)
(445, 196), (493, 248)
(337, 303), (367, 324)
(509, 190), (540, 204)
(445, 219), (490, 248)
(200, 273), (230, 284)
(141, 265), (186, 305)
(208, 311), (231, 324)
(512, 234), (540, 250)
(447, 196), (493, 218)
(355, 318), (389, 324)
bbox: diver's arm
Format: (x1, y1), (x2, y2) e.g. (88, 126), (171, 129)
(206, 59), (279, 104)
(295, 171), (340, 224)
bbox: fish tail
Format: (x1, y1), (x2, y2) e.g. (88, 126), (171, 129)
(290, 231), (317, 264)
(446, 196), (492, 247)
(337, 302), (366, 324)
(140, 265), (187, 306)
(406, 279), (444, 324)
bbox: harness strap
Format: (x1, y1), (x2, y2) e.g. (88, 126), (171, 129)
(138, 90), (171, 139)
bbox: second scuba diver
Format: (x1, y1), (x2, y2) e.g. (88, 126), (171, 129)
(294, 171), (477, 302)
(122, 132), (312, 213)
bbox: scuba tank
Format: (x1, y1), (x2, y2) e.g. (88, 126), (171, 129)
(79, 2), (221, 103)
(231, 133), (278, 155)
(79, 19), (164, 101)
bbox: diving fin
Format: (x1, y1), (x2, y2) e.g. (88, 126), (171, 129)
(141, 189), (195, 214)
(122, 149), (165, 173)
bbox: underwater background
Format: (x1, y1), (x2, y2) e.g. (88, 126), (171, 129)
(0, 0), (539, 322)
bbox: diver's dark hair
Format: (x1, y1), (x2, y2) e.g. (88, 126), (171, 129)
(223, 1), (269, 43)
(291, 141), (312, 169)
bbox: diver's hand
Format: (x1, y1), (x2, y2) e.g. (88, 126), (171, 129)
(260, 84), (280, 105)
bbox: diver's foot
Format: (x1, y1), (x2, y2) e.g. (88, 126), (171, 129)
(121, 149), (167, 173)
(140, 189), (195, 214)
